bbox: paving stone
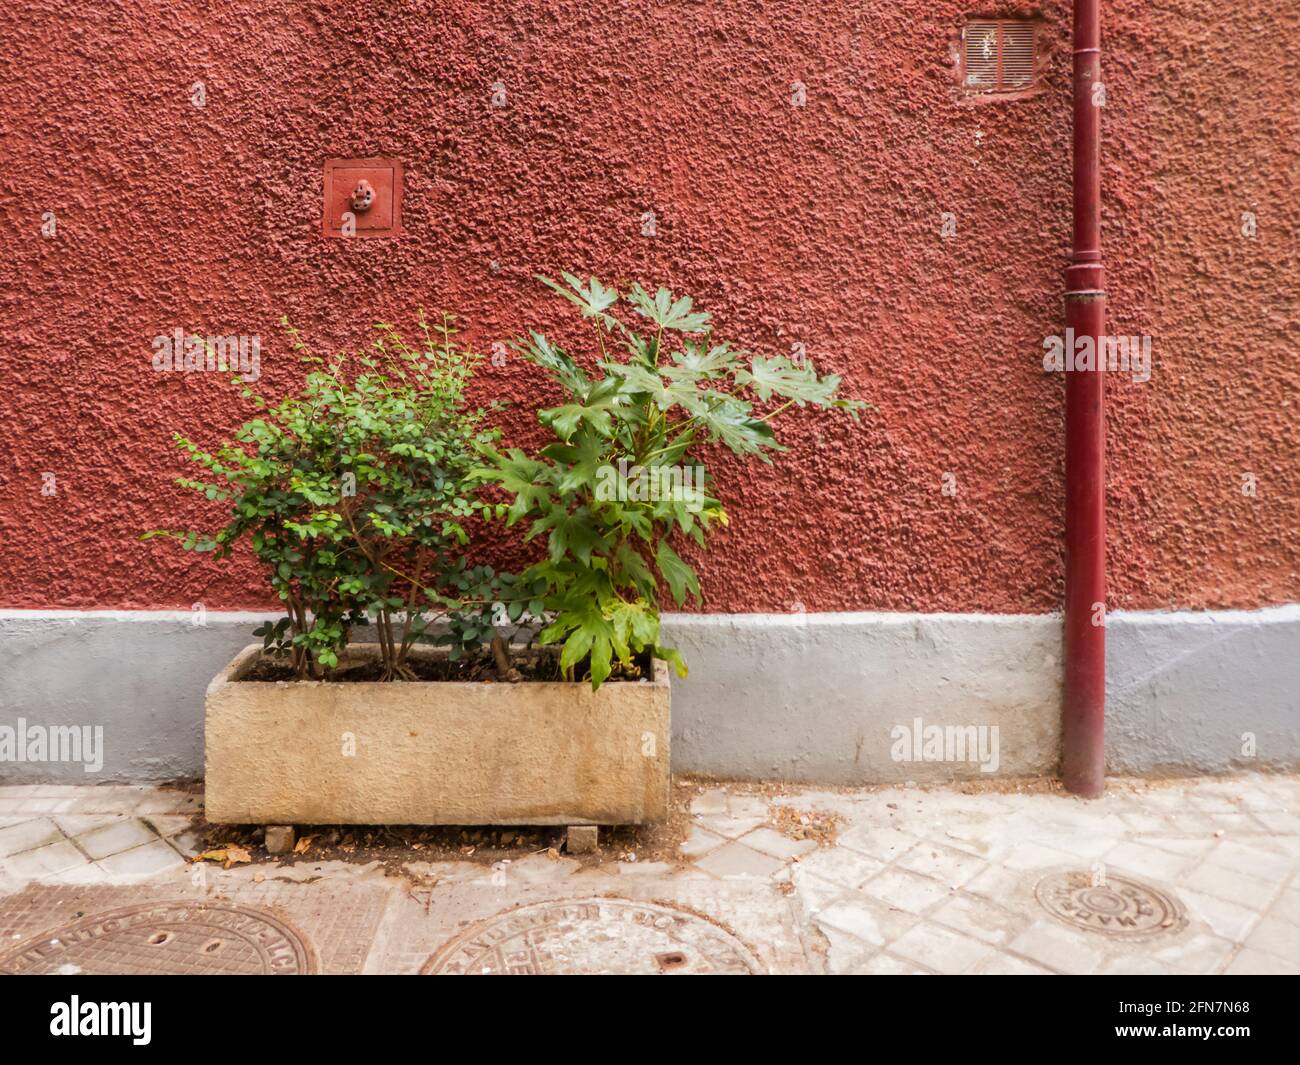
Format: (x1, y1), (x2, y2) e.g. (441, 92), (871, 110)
(726, 795), (770, 820)
(815, 893), (918, 947)
(931, 891), (1029, 947)
(970, 953), (1052, 975)
(1271, 888), (1300, 925)
(1235, 787), (1289, 813)
(615, 861), (675, 876)
(1223, 947), (1300, 975)
(1178, 888), (1261, 942)
(963, 861), (1030, 901)
(504, 853), (580, 883)
(168, 831), (204, 857)
(896, 840), (986, 887)
(0, 818), (63, 858)
(792, 869), (850, 914)
(1041, 833), (1125, 862)
(74, 819), (159, 861)
(932, 825), (1000, 858)
(690, 789), (728, 817)
(1008, 920), (1105, 975)
(1100, 840), (1197, 881)
(54, 814), (122, 836)
(1211, 813), (1270, 834)
(1243, 914), (1300, 963)
(400, 860), (491, 883)
(678, 825), (726, 858)
(1136, 788), (1195, 812)
(45, 863), (112, 886)
(1150, 933), (1237, 975)
(1187, 793), (1247, 814)
(792, 844), (885, 889)
(737, 827), (817, 860)
(1183, 860), (1281, 910)
(95, 839), (187, 878)
(1001, 841), (1074, 871)
(837, 824), (917, 862)
(1135, 835), (1217, 859)
(1167, 813), (1220, 834)
(1252, 811), (1300, 834)
(12, 799), (77, 814)
(693, 815), (768, 839)
(889, 920), (999, 974)
(694, 841), (785, 880)
(142, 815), (197, 837)
(817, 924), (878, 973)
(1207, 839), (1296, 883)
(133, 792), (201, 815)
(3, 840), (86, 879)
(1097, 956), (1178, 975)
(860, 867), (953, 914)
(846, 951), (929, 975)
(63, 793), (148, 815)
(1120, 811), (1174, 833)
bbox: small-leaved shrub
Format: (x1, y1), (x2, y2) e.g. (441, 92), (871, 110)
(145, 315), (514, 679)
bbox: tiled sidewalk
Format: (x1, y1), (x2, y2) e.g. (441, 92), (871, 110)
(0, 776), (1297, 974)
(0, 786), (201, 882)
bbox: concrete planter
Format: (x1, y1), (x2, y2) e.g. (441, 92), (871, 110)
(204, 645), (670, 826)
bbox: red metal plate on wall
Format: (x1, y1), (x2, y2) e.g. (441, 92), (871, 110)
(323, 157), (403, 237)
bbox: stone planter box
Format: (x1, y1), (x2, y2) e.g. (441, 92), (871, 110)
(204, 645), (670, 826)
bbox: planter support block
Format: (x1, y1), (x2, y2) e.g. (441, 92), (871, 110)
(265, 825), (295, 855)
(566, 825), (599, 853)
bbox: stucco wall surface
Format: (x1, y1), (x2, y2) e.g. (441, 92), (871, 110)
(0, 1), (1295, 613)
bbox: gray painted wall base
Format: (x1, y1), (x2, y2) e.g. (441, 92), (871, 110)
(1, 606), (1296, 784)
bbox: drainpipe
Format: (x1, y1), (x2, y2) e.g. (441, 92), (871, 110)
(1061, 0), (1106, 797)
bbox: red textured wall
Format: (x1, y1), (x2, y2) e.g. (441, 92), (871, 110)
(1, 1), (1295, 613)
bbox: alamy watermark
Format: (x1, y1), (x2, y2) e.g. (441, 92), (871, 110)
(594, 459), (705, 505)
(0, 719), (104, 773)
(152, 329), (261, 382)
(890, 717), (1000, 774)
(1043, 328), (1151, 383)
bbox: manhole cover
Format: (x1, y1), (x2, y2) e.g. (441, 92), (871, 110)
(422, 897), (763, 975)
(1035, 871), (1185, 937)
(0, 901), (315, 975)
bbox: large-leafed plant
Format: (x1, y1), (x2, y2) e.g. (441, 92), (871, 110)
(477, 274), (867, 689)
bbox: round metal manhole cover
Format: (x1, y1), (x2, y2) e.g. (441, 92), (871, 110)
(422, 897), (763, 975)
(1035, 871), (1185, 937)
(0, 901), (315, 975)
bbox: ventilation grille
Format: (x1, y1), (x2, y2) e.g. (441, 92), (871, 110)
(963, 19), (1038, 95)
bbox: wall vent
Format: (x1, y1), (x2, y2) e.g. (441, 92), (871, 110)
(962, 18), (1039, 97)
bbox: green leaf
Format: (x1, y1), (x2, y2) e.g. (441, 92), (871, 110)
(627, 284), (712, 333)
(655, 540), (699, 606)
(559, 624), (594, 673)
(589, 633), (613, 689)
(655, 645), (689, 677)
(538, 273), (619, 320)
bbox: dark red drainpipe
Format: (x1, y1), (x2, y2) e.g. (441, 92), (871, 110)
(1061, 0), (1106, 797)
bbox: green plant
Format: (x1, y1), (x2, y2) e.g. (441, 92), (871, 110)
(144, 315), (513, 680)
(477, 274), (868, 689)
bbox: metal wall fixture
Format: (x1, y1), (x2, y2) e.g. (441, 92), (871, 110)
(322, 158), (403, 238)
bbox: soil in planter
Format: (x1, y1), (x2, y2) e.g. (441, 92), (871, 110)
(240, 646), (655, 684)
